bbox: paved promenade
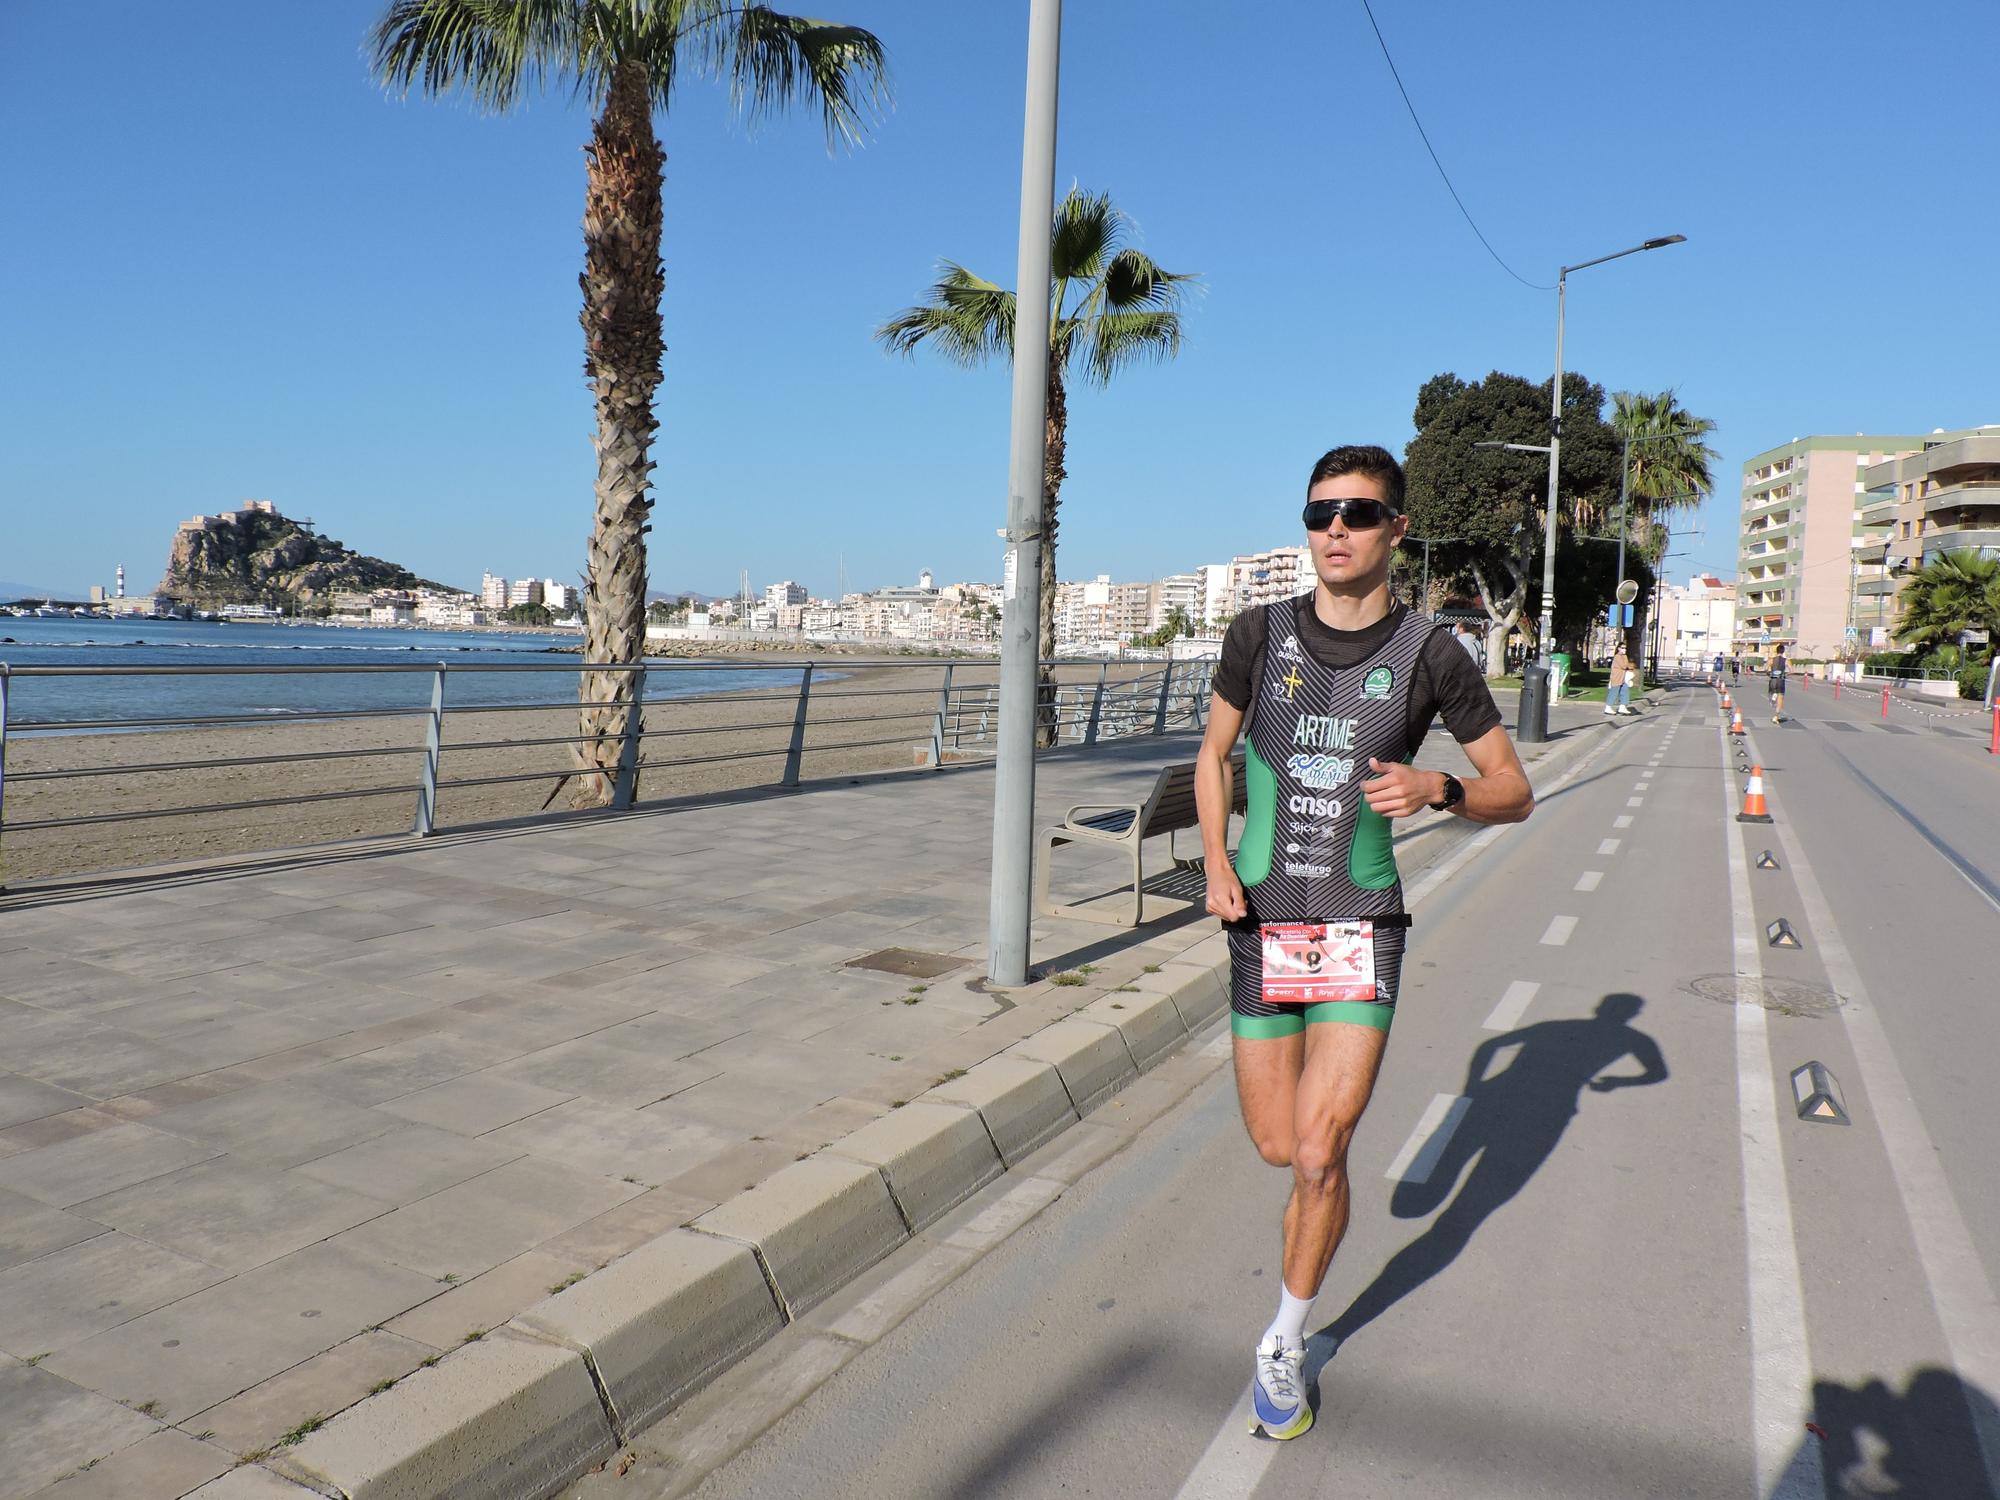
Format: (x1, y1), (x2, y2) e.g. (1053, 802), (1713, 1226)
(0, 707), (1602, 1498)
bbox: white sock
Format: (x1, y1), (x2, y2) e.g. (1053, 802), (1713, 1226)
(1262, 1286), (1315, 1350)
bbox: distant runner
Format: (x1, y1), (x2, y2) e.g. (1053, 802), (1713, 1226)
(1194, 444), (1535, 1441)
(1768, 649), (1788, 722)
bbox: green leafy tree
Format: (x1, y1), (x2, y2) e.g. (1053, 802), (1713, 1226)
(877, 188), (1197, 743)
(502, 602), (556, 627)
(1403, 371), (1620, 674)
(1894, 549), (2000, 655)
(371, 1), (888, 806)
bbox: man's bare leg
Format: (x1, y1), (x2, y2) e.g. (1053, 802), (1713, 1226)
(1283, 1021), (1390, 1300)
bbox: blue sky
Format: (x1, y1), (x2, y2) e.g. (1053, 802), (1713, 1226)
(4, 0), (1997, 601)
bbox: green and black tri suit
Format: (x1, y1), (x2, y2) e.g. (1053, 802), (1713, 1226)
(1211, 598), (1501, 1039)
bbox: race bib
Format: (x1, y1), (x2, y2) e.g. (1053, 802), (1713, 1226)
(1258, 920), (1377, 1004)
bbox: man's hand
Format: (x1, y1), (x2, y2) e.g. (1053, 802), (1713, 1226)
(1205, 863), (1248, 922)
(1363, 759), (1446, 819)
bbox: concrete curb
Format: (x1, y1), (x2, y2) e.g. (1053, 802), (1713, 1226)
(215, 723), (1622, 1500)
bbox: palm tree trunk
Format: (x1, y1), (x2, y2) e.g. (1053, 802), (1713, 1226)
(1035, 364), (1068, 748)
(570, 61), (666, 809)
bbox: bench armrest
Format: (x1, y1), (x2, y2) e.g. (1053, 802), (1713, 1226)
(1064, 801), (1142, 822)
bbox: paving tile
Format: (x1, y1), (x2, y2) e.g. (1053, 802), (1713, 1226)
(534, 1186), (715, 1268)
(0, 1105), (131, 1157)
(94, 1074), (255, 1123)
(0, 1075), (95, 1131)
(0, 1187), (108, 1272)
(485, 1039), (722, 1108)
(74, 1158), (391, 1273)
(0, 1231), (226, 1357)
(186, 1328), (435, 1456)
(20, 1425), (229, 1500)
(39, 1243), (440, 1424)
(329, 1157), (640, 1281)
(293, 1125), (522, 1204)
(12, 1032), (211, 1100)
(0, 1356), (163, 1496)
(144, 1083), (398, 1171)
(295, 1033), (516, 1107)
(379, 1248), (594, 1349)
(83, 993), (268, 1041)
(376, 1073), (573, 1136)
(481, 1097), (736, 1188)
(149, 1011), (362, 1071)
(0, 1123), (222, 1209)
(642, 1073), (838, 1138)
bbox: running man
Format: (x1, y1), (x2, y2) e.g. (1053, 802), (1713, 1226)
(1768, 648), (1788, 722)
(1193, 444), (1535, 1441)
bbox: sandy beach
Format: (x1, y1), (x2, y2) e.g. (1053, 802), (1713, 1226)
(3, 654), (1189, 885)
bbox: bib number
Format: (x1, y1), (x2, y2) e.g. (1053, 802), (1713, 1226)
(1258, 920), (1377, 1004)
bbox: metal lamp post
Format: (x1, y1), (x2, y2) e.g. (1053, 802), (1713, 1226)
(1516, 233), (1685, 743)
(987, 0), (1063, 989)
(1404, 534), (1464, 609)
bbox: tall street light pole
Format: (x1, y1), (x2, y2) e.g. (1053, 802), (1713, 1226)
(987, 0), (1063, 989)
(1521, 233), (1685, 743)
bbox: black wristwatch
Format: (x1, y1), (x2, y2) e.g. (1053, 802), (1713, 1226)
(1429, 774), (1465, 812)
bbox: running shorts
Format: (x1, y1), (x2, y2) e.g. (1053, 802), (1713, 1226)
(1226, 922), (1405, 1039)
(1768, 675), (1786, 695)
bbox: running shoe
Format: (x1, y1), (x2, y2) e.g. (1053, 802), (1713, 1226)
(1249, 1336), (1312, 1439)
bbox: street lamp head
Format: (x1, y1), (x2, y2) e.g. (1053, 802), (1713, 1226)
(1641, 234), (1687, 250)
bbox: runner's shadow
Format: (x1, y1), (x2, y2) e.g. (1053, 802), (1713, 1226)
(1313, 994), (1667, 1360)
(1769, 1367), (2000, 1499)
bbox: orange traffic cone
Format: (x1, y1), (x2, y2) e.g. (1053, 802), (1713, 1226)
(1737, 765), (1772, 822)
(1730, 707), (1746, 735)
(1721, 689), (1733, 710)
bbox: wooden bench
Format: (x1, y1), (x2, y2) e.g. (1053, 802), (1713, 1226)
(1034, 750), (1245, 927)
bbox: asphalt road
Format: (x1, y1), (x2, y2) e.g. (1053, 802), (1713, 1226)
(612, 679), (2000, 1500)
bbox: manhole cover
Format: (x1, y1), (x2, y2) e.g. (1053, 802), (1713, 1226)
(846, 947), (969, 980)
(1684, 975), (1844, 1018)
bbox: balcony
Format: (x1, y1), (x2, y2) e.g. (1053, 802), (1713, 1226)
(1922, 529), (2000, 561)
(1922, 481), (2000, 517)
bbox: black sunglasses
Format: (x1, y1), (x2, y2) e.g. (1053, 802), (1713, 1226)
(1302, 497), (1399, 532)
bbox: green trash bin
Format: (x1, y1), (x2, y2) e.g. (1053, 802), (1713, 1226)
(1550, 652), (1573, 700)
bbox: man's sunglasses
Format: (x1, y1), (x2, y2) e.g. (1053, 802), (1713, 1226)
(1302, 497), (1399, 532)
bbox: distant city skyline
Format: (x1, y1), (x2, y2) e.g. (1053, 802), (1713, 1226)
(6, 3), (1998, 607)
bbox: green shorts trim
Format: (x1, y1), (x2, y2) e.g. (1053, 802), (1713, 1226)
(1231, 1002), (1395, 1040)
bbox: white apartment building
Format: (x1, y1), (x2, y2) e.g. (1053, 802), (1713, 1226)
(1055, 575), (1156, 645)
(1656, 575), (1736, 665)
(541, 580), (578, 613)
(507, 578), (543, 608)
(1156, 573), (1202, 630)
(1199, 563), (1236, 629)
(764, 580), (807, 610)
(1232, 547), (1313, 610)
(480, 572), (509, 610)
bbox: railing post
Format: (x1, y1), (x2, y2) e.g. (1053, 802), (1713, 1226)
(1083, 661), (1107, 746)
(928, 664), (955, 768)
(412, 662), (446, 837)
(1153, 662), (1174, 734)
(611, 664), (646, 810)
(0, 664), (10, 895)
(782, 664), (815, 787)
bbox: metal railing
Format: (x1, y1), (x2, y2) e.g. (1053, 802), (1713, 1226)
(0, 655), (1212, 884)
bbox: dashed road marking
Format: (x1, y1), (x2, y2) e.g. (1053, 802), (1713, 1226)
(1384, 1093), (1470, 1185)
(1626, 797), (1645, 808)
(1614, 814), (1633, 829)
(1599, 838), (1621, 855)
(1539, 915), (1577, 946)
(1574, 870), (1603, 892)
(1483, 980), (1540, 1032)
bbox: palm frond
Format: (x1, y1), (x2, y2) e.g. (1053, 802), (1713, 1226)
(1050, 188), (1120, 282)
(1079, 310), (1182, 386)
(1100, 248), (1196, 311)
(369, 0), (585, 109)
(875, 263), (1015, 367)
(708, 7), (889, 147)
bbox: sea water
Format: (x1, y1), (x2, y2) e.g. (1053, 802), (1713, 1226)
(0, 618), (814, 731)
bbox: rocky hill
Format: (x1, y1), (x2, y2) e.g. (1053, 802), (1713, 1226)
(157, 504), (452, 609)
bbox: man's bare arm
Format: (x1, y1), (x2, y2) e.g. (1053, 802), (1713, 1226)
(1195, 693), (1248, 921)
(1362, 725), (1533, 824)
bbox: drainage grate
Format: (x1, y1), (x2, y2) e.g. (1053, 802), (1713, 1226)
(846, 947), (970, 980)
(1684, 974), (1843, 1018)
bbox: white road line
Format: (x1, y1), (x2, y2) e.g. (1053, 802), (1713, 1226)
(1720, 720), (1821, 1499)
(1483, 979), (1540, 1031)
(1574, 870), (1603, 892)
(1613, 814), (1633, 828)
(1598, 838), (1621, 855)
(1539, 915), (1577, 946)
(1384, 1093), (1469, 1184)
(1626, 796), (1645, 808)
(1754, 731), (2000, 1488)
(1634, 778), (1651, 789)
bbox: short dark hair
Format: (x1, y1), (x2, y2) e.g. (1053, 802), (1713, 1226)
(1307, 444), (1405, 512)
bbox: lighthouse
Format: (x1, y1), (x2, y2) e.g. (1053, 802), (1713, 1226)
(116, 565), (126, 599)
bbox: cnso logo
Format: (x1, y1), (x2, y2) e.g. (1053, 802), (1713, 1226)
(1287, 793), (1342, 819)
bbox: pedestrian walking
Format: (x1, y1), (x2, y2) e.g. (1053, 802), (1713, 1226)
(1604, 641), (1636, 716)
(1195, 443), (1534, 1442)
(1454, 620), (1484, 672)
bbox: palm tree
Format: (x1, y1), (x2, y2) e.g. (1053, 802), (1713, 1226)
(371, 1), (888, 807)
(876, 189), (1196, 743)
(1895, 549), (2000, 654)
(1607, 389), (1719, 527)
